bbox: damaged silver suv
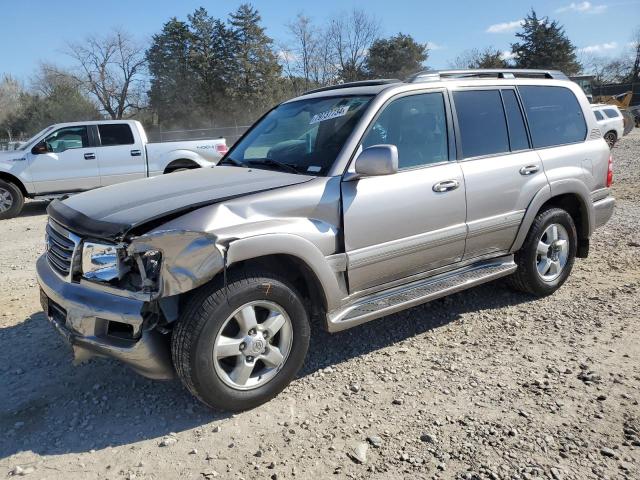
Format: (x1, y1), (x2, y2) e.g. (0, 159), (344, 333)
(37, 70), (615, 411)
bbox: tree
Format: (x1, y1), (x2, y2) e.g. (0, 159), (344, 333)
(451, 47), (509, 69)
(365, 33), (428, 79)
(147, 18), (200, 128)
(328, 9), (381, 82)
(67, 29), (146, 119)
(229, 4), (282, 122)
(511, 10), (581, 75)
(0, 75), (23, 139)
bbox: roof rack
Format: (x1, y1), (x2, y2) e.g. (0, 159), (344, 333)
(407, 69), (568, 83)
(303, 79), (401, 95)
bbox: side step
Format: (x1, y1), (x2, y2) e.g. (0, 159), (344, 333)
(327, 255), (516, 332)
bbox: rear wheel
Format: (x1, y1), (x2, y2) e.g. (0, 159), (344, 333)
(508, 208), (577, 296)
(604, 131), (617, 149)
(171, 270), (310, 411)
(0, 180), (24, 220)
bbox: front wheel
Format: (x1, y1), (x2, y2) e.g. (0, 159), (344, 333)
(0, 180), (24, 220)
(171, 270), (310, 411)
(507, 208), (577, 296)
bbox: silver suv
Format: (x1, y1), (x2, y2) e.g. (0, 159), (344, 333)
(37, 69), (615, 411)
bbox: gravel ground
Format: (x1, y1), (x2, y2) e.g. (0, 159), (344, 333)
(1, 132), (639, 480)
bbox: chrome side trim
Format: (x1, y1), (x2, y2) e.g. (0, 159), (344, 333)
(466, 210), (525, 238)
(347, 223), (467, 269)
(327, 255), (516, 332)
(325, 253), (347, 272)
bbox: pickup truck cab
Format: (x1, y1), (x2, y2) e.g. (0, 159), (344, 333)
(0, 120), (227, 219)
(36, 69), (615, 411)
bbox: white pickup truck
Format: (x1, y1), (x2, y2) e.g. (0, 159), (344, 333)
(0, 120), (228, 219)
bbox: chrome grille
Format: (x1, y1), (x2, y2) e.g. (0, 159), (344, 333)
(46, 221), (80, 278)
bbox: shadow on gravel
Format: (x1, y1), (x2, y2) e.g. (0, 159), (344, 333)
(0, 280), (532, 459)
(18, 201), (49, 218)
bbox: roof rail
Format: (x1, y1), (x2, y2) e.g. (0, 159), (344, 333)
(303, 79), (401, 95)
(407, 69), (568, 83)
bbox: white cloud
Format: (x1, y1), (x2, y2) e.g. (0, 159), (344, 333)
(579, 41), (618, 53)
(426, 42), (444, 51)
(556, 2), (607, 14)
(486, 20), (524, 34)
(500, 51), (518, 61)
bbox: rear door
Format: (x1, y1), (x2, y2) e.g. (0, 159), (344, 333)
(452, 87), (548, 259)
(95, 123), (146, 186)
(342, 90), (467, 292)
(28, 125), (100, 194)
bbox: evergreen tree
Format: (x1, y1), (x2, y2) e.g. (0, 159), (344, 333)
(229, 4), (282, 122)
(365, 33), (428, 79)
(511, 10), (581, 75)
(146, 18), (199, 128)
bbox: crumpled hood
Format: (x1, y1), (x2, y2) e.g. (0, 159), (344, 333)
(52, 166), (313, 239)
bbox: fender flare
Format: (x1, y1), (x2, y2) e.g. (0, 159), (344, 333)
(162, 150), (211, 172)
(225, 233), (346, 311)
(510, 180), (594, 252)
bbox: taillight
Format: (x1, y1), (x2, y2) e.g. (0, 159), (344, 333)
(216, 143), (228, 155)
(606, 154), (613, 187)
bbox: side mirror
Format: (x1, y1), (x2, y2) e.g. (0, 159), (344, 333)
(31, 141), (48, 155)
(354, 145), (398, 177)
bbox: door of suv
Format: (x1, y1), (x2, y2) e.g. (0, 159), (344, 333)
(28, 125), (100, 194)
(342, 91), (467, 292)
(451, 87), (548, 259)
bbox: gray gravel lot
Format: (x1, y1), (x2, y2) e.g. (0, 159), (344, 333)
(1, 132), (639, 479)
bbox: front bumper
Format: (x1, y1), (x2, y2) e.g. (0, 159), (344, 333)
(36, 254), (175, 379)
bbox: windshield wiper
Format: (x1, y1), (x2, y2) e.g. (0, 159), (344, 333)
(246, 159), (301, 174)
(218, 157), (246, 168)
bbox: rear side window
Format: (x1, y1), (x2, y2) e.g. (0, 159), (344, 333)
(453, 90), (509, 158)
(98, 124), (135, 146)
(603, 108), (620, 118)
(593, 110), (604, 121)
(501, 90), (530, 151)
(519, 86), (587, 148)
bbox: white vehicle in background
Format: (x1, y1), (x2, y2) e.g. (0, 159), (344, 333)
(591, 104), (625, 148)
(0, 120), (228, 219)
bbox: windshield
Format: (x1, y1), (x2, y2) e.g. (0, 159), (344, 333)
(18, 126), (56, 150)
(224, 95), (373, 175)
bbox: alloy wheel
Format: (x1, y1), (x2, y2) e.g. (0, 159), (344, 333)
(0, 187), (14, 213)
(536, 223), (569, 282)
(212, 300), (293, 390)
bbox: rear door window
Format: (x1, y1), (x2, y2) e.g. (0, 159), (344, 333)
(518, 86), (587, 148)
(593, 110), (604, 121)
(98, 124), (135, 146)
(501, 89), (530, 151)
(453, 90), (509, 158)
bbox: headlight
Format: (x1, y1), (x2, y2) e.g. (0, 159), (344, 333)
(82, 242), (122, 281)
(135, 249), (162, 289)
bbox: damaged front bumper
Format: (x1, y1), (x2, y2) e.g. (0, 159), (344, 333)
(36, 254), (175, 380)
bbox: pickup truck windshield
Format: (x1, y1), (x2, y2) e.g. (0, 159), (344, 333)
(224, 95), (373, 175)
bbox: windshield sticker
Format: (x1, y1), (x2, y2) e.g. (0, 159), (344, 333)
(307, 165), (321, 173)
(310, 105), (350, 124)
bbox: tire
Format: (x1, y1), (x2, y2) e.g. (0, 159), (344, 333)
(604, 131), (617, 149)
(507, 207), (577, 297)
(0, 180), (24, 220)
(171, 269), (310, 411)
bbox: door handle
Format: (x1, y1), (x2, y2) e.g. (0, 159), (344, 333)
(84, 153), (96, 160)
(432, 179), (460, 192)
(519, 164), (539, 175)
(130, 149), (142, 157)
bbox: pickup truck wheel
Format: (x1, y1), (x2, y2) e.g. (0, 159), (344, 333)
(0, 180), (24, 220)
(507, 208), (577, 297)
(604, 131), (617, 149)
(171, 270), (310, 411)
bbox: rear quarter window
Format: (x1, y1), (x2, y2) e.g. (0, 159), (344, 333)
(98, 124), (135, 146)
(603, 108), (620, 119)
(518, 86), (587, 148)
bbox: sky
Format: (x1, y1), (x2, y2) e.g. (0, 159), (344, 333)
(1, 0), (638, 82)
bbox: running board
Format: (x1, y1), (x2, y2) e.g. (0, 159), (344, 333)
(327, 255), (516, 332)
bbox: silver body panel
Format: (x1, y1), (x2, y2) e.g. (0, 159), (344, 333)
(36, 73), (616, 378)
